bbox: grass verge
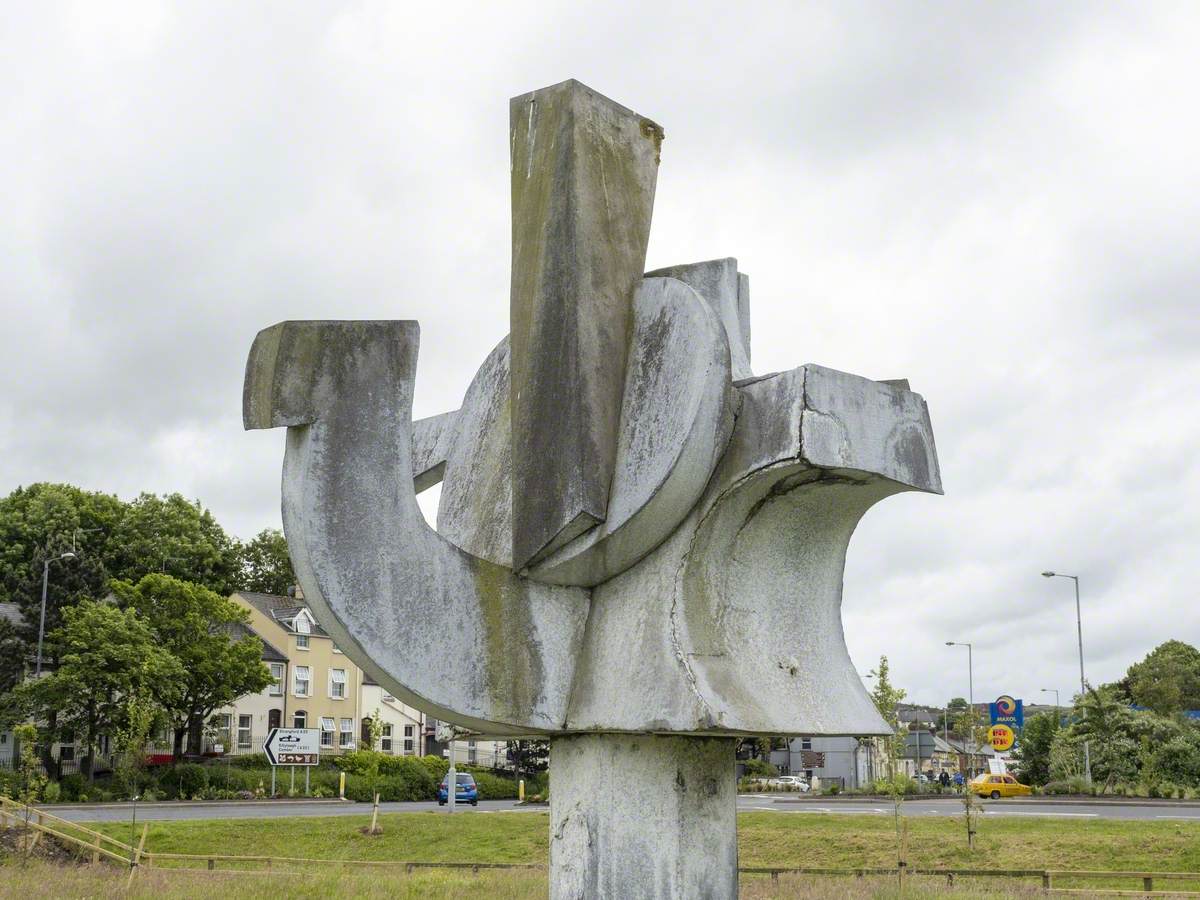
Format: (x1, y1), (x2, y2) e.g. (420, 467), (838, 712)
(6, 810), (1199, 896)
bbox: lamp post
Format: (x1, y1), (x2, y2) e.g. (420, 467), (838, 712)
(1042, 571), (1091, 784)
(945, 641), (975, 773)
(36, 551), (76, 676)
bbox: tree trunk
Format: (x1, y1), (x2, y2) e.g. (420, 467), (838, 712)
(186, 714), (203, 757)
(39, 709), (60, 780)
(172, 726), (186, 762)
(84, 708), (97, 783)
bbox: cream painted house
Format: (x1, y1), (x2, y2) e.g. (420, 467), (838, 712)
(212, 592), (363, 755)
(361, 680), (425, 756)
(214, 591), (515, 769)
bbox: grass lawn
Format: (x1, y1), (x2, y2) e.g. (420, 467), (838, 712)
(7, 809), (1197, 897)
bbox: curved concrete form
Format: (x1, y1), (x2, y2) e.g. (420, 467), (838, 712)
(244, 320), (588, 735)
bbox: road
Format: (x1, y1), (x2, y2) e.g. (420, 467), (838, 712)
(40, 795), (1200, 823)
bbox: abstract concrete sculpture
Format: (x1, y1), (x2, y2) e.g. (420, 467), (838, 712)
(244, 79), (941, 899)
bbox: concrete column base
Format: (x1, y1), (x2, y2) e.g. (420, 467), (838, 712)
(549, 734), (737, 899)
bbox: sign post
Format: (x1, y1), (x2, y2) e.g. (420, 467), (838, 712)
(436, 723), (456, 814)
(264, 728), (320, 797)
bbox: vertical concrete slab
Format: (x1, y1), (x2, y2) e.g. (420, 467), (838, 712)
(646, 258), (753, 379)
(509, 79), (662, 570)
(550, 734), (737, 899)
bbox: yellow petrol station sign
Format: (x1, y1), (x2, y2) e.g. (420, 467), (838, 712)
(987, 724), (1015, 752)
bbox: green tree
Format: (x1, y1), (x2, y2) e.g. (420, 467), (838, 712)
(106, 493), (240, 595)
(506, 739), (550, 784)
(1124, 641), (1200, 716)
(1012, 711), (1060, 785)
(868, 656), (906, 775)
(234, 528), (296, 595)
(936, 697), (969, 736)
(10, 601), (181, 781)
(112, 574), (271, 759)
(0, 483), (123, 604)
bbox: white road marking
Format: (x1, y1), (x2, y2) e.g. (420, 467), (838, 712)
(1156, 815), (1200, 820)
(984, 811), (1097, 817)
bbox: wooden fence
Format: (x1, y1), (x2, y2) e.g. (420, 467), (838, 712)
(2, 798), (1199, 895)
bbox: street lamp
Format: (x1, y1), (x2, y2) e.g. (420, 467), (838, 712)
(1042, 571), (1092, 784)
(36, 552), (76, 676)
(946, 641), (976, 773)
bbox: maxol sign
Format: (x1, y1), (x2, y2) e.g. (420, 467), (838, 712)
(989, 695), (1024, 730)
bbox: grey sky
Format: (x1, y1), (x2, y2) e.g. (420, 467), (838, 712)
(2, 2), (1197, 708)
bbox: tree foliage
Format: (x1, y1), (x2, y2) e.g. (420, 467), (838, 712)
(111, 574), (271, 758)
(1012, 711), (1061, 785)
(235, 528), (296, 595)
(868, 656), (906, 774)
(1123, 641), (1200, 716)
(10, 601), (181, 780)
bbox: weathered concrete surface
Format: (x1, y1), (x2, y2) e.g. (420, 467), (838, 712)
(528, 276), (736, 586)
(246, 79), (944, 900)
(437, 337), (515, 566)
(243, 320), (588, 735)
(563, 366), (940, 735)
(411, 409), (458, 493)
(550, 734), (736, 899)
(509, 79), (663, 570)
(646, 258), (753, 380)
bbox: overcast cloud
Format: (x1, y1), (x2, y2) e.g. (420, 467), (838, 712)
(2, 1), (1197, 708)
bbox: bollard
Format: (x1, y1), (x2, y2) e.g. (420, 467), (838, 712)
(340, 771), (346, 799)
(519, 779), (524, 802)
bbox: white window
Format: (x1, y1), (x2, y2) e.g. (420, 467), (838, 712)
(381, 724), (393, 753)
(801, 737), (812, 751)
(269, 663), (284, 696)
(329, 668), (346, 699)
(403, 725), (413, 738)
(293, 666), (311, 697)
(404, 738), (414, 754)
(340, 718), (354, 748)
(238, 715), (252, 749)
(293, 710), (307, 729)
(296, 633), (309, 650)
(320, 717), (335, 747)
(468, 739), (477, 764)
(294, 614), (311, 634)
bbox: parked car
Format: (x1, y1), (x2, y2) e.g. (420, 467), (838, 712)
(775, 776), (810, 792)
(437, 773), (479, 806)
(969, 774), (1032, 799)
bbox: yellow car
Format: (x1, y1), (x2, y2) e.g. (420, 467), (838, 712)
(970, 773), (1033, 799)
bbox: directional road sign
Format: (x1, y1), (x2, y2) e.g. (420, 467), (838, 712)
(264, 727), (320, 766)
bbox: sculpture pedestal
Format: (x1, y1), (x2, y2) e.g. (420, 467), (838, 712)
(549, 734), (737, 899)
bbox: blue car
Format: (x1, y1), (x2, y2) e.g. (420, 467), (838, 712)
(437, 772), (479, 806)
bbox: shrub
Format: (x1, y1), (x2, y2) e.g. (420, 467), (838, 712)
(1042, 777), (1090, 795)
(141, 789), (159, 802)
(42, 780), (62, 803)
(58, 774), (84, 801)
(343, 770), (436, 803)
(469, 771), (517, 800)
(743, 758), (778, 778)
(174, 764), (209, 799)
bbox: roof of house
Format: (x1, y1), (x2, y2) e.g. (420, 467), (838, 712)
(0, 602), (23, 628)
(234, 591), (330, 637)
(224, 620), (289, 663)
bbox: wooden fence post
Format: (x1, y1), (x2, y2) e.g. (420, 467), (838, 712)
(1043, 872), (1052, 890)
(1144, 875), (1153, 892)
